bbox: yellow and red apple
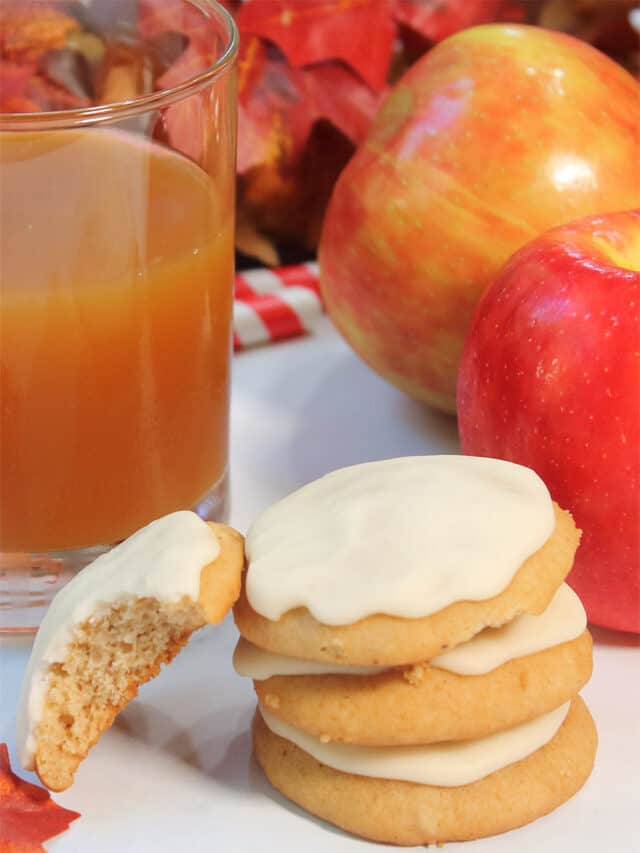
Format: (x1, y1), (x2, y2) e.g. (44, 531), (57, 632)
(319, 24), (640, 412)
(458, 210), (640, 633)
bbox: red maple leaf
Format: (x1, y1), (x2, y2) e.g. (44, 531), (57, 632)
(0, 744), (80, 852)
(0, 60), (34, 98)
(394, 0), (525, 42)
(138, 0), (213, 53)
(138, 0), (240, 58)
(153, 45), (209, 162)
(0, 58), (87, 112)
(236, 0), (396, 91)
(238, 37), (282, 173)
(236, 36), (380, 175)
(0, 60), (37, 110)
(297, 61), (384, 142)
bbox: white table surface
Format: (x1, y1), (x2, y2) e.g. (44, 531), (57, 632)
(1, 317), (639, 852)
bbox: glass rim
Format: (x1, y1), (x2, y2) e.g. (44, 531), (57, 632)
(0, 0), (238, 131)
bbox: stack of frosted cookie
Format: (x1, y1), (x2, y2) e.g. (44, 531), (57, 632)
(234, 456), (597, 846)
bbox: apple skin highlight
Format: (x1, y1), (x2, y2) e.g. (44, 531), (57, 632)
(319, 24), (640, 413)
(458, 210), (640, 633)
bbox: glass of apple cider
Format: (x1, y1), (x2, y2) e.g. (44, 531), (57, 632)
(0, 1), (237, 629)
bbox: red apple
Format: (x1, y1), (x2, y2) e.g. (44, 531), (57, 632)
(458, 209), (640, 633)
(319, 24), (640, 413)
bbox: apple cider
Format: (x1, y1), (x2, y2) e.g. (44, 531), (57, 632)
(0, 129), (234, 551)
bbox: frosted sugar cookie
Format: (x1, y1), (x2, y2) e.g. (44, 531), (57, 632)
(18, 512), (244, 792)
(235, 457), (580, 665)
(253, 696), (597, 845)
(247, 634), (592, 746)
(237, 583), (592, 744)
(240, 457), (596, 844)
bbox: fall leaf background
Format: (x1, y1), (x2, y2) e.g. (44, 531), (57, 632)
(1, 0), (638, 266)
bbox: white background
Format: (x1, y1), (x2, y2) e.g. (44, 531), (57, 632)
(1, 318), (638, 852)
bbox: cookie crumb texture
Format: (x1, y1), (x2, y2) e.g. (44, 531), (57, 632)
(35, 596), (205, 792)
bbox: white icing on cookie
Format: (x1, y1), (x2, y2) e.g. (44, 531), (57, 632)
(233, 637), (385, 680)
(233, 584), (585, 680)
(17, 511), (219, 769)
(260, 702), (570, 787)
(246, 456), (555, 625)
(431, 583), (586, 675)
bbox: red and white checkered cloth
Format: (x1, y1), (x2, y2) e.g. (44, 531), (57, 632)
(233, 262), (324, 350)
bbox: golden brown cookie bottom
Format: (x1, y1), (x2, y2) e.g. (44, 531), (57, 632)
(253, 696), (596, 846)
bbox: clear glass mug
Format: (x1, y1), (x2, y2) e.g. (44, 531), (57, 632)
(0, 1), (238, 630)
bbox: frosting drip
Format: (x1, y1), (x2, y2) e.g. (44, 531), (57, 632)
(233, 584), (585, 680)
(431, 583), (586, 675)
(233, 637), (385, 679)
(260, 702), (570, 787)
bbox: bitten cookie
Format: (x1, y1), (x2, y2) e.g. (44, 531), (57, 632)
(253, 696), (597, 846)
(17, 512), (244, 792)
